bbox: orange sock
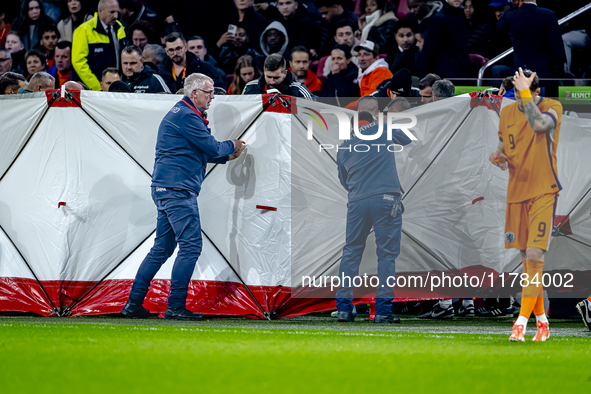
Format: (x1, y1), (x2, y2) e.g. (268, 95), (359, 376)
(533, 295), (545, 316)
(518, 259), (544, 318)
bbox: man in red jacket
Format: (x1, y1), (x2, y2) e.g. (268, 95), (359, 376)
(289, 45), (322, 95)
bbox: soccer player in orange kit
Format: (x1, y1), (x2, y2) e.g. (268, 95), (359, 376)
(489, 68), (562, 342)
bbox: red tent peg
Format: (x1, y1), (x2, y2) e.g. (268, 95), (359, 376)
(256, 205), (277, 211)
(58, 202), (66, 208)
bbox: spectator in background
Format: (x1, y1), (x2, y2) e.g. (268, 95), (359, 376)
(49, 41), (78, 87)
(418, 72), (440, 103)
(5, 32), (25, 73)
(407, 0), (443, 28)
(464, 0), (495, 57)
(100, 67), (121, 91)
(186, 35), (227, 89)
(11, 0), (55, 50)
(315, 0), (358, 56)
(320, 21), (360, 77)
(142, 44), (166, 70)
(159, 33), (226, 94)
(372, 68), (421, 99)
(320, 44), (359, 106)
(243, 53), (313, 98)
(127, 20), (158, 50)
(228, 54), (260, 94)
(0, 71), (27, 94)
(118, 0), (159, 29)
(23, 71), (54, 92)
(386, 96), (411, 113)
(289, 46), (322, 95)
(275, 0), (320, 54)
(38, 25), (59, 73)
(260, 21), (290, 58)
(217, 0), (268, 54)
(24, 50), (46, 80)
(355, 40), (392, 96)
(0, 5), (12, 47)
(218, 26), (266, 74)
(432, 78), (455, 100)
(387, 19), (420, 76)
(0, 47), (12, 76)
(357, 0), (398, 50)
(497, 0), (565, 94)
(419, 0), (469, 79)
(121, 45), (171, 93)
(72, 0), (127, 91)
(57, 0), (92, 42)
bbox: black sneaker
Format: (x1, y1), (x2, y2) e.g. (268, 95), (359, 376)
(576, 299), (591, 331)
(475, 304), (512, 317)
(419, 303), (454, 319)
(163, 308), (204, 321)
(456, 304), (475, 317)
(374, 314), (401, 324)
(121, 300), (151, 318)
(337, 311), (355, 322)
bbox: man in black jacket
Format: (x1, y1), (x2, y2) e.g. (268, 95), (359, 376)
(315, 0), (358, 57)
(418, 0), (469, 79)
(121, 45), (170, 93)
(386, 19), (420, 76)
(159, 32), (226, 93)
(243, 53), (313, 98)
(275, 0), (320, 53)
(497, 0), (566, 90)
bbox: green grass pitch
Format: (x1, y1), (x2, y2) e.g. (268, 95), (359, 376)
(0, 316), (589, 394)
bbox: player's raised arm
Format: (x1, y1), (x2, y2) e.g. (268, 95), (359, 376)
(514, 68), (556, 133)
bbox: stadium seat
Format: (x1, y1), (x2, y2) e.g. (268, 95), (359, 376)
(379, 53), (387, 60)
(469, 54), (489, 69)
(226, 74), (234, 86)
(318, 75), (328, 86)
(317, 55), (330, 77)
(396, 0), (410, 19)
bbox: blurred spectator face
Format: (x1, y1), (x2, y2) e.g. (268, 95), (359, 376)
(121, 50), (143, 77)
(264, 68), (287, 89)
(234, 0), (253, 11)
(5, 34), (24, 53)
(40, 31), (58, 52)
(233, 28), (249, 48)
(188, 38), (207, 59)
(357, 49), (376, 71)
(27, 56), (44, 75)
(68, 0), (82, 14)
(240, 66), (255, 83)
(464, 0), (474, 19)
(28, 1), (41, 21)
(55, 46), (72, 72)
(290, 51), (310, 79)
(415, 32), (424, 51)
(395, 27), (415, 51)
(419, 86), (433, 103)
(330, 48), (350, 73)
(278, 0), (298, 19)
(165, 38), (187, 65)
(0, 52), (12, 75)
(132, 30), (149, 49)
(334, 26), (355, 48)
(318, 5), (341, 21)
(447, 0), (463, 8)
(266, 29), (282, 48)
(495, 4), (511, 19)
(98, 0), (120, 26)
(101, 71), (120, 91)
(408, 0), (428, 17)
(365, 0), (378, 14)
(511, 0), (519, 7)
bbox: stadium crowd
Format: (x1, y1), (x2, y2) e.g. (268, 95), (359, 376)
(0, 0), (590, 100)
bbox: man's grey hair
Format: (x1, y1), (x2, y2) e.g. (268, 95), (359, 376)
(358, 95), (379, 115)
(98, 0), (118, 10)
(0, 47), (11, 59)
(28, 72), (55, 91)
(184, 73), (213, 97)
(143, 44), (166, 67)
(386, 97), (411, 113)
(432, 79), (455, 99)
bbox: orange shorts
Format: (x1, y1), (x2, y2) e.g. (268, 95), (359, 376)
(504, 193), (558, 251)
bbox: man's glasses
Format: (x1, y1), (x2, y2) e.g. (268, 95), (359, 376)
(166, 46), (184, 54)
(195, 88), (214, 97)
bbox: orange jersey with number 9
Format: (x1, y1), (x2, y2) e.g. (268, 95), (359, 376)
(498, 97), (562, 203)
